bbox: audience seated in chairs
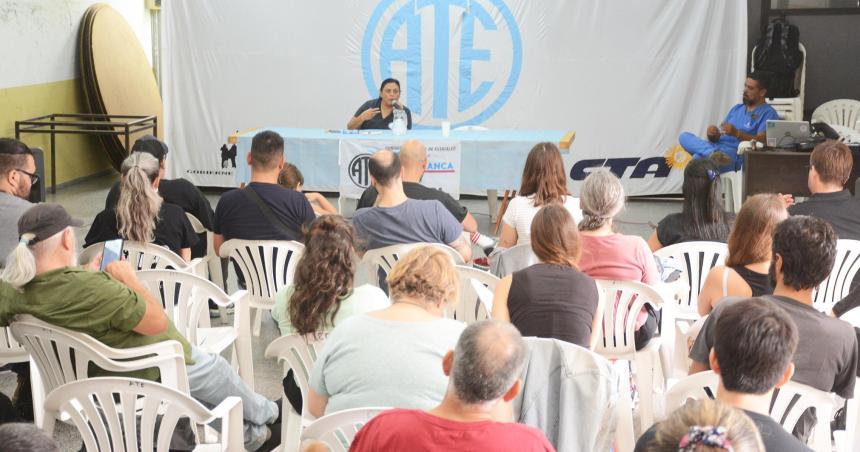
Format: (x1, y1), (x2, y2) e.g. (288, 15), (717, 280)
(271, 214), (388, 413)
(85, 152), (198, 260)
(351, 149), (471, 262)
(498, 142), (582, 248)
(356, 140), (494, 252)
(577, 168), (660, 350)
(277, 163), (338, 216)
(698, 194), (788, 316)
(0, 423), (60, 452)
(1, 204), (280, 451)
(104, 135), (214, 258)
(307, 246), (466, 417)
(648, 156), (734, 251)
(637, 298), (811, 451)
(788, 140), (860, 241)
(350, 320), (554, 452)
(492, 204), (603, 350)
(639, 399), (765, 452)
(213, 130), (316, 256)
(689, 216), (858, 441)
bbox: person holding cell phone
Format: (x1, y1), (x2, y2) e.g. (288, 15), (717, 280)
(85, 153), (198, 261)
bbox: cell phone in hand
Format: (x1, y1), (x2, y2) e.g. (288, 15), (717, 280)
(99, 239), (124, 271)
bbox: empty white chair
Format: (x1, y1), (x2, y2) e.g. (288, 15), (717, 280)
(452, 265), (499, 323)
(812, 99), (860, 132)
(358, 243), (465, 288)
(219, 239), (304, 338)
(663, 371), (720, 418)
(594, 280), (669, 432)
(812, 239), (860, 313)
(80, 240), (206, 275)
(10, 315), (188, 427)
(136, 270), (247, 384)
(299, 407), (388, 452)
(265, 333), (328, 451)
(43, 377), (243, 452)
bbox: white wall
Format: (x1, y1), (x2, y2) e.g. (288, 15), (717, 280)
(0, 0), (153, 89)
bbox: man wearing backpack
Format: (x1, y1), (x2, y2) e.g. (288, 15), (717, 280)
(678, 71), (780, 172)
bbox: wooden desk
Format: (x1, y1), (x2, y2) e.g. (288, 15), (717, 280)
(743, 147), (860, 199)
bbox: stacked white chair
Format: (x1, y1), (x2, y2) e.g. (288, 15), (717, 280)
(812, 99), (860, 132)
(265, 333), (327, 451)
(80, 240), (206, 275)
(43, 377), (243, 452)
(9, 315), (187, 428)
(358, 243), (465, 288)
(594, 280), (669, 432)
(812, 239), (860, 314)
(299, 407), (388, 452)
(452, 265), (499, 323)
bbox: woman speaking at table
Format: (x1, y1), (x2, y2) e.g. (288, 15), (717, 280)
(347, 78), (413, 130)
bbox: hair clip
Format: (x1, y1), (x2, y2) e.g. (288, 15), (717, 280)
(18, 232), (35, 246)
(679, 425), (732, 451)
(706, 169), (717, 181)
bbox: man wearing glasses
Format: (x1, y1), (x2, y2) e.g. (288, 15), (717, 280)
(0, 138), (36, 422)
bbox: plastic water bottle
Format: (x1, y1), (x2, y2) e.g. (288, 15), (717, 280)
(391, 108), (407, 135)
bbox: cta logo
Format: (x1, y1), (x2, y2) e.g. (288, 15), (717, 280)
(362, 0), (522, 127)
(570, 157), (672, 181)
(348, 153), (373, 188)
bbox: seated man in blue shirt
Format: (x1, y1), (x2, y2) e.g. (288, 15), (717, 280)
(679, 71), (780, 172)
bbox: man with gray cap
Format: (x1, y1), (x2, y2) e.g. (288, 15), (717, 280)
(0, 204), (280, 451)
(349, 320), (553, 451)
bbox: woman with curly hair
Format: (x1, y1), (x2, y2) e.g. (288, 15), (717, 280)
(272, 215), (389, 412)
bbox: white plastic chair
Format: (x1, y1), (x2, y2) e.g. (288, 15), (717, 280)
(80, 240), (206, 275)
(663, 371), (720, 418)
(653, 241), (728, 320)
(837, 378), (860, 452)
(752, 43), (807, 120)
(9, 315), (188, 428)
(0, 326), (27, 367)
(721, 171), (743, 214)
(358, 243), (465, 288)
(43, 377), (243, 452)
(813, 239), (860, 313)
(265, 333), (328, 451)
(186, 213), (227, 290)
(812, 99), (860, 132)
(219, 239), (304, 336)
(594, 280), (669, 432)
(136, 270), (247, 384)
(299, 407), (388, 452)
(452, 265), (499, 323)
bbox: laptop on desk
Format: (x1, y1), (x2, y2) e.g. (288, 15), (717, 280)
(766, 120), (811, 148)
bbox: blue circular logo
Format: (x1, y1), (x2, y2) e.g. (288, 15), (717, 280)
(361, 0), (522, 128)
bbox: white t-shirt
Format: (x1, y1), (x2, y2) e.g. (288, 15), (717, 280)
(502, 195), (583, 245)
(310, 314), (466, 414)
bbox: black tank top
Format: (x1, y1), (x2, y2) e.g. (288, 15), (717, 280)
(507, 263), (600, 348)
(730, 265), (772, 297)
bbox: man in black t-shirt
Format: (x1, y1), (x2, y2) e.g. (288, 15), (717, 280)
(637, 298), (812, 451)
(104, 136), (214, 258)
(357, 140), (494, 251)
(213, 130), (315, 255)
(688, 216), (858, 441)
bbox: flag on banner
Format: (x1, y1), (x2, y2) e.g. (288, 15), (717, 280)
(339, 139), (462, 199)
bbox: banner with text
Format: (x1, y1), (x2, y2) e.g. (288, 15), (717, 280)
(339, 139), (462, 200)
(163, 1), (746, 195)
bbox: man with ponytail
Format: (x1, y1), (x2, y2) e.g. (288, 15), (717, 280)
(2, 204), (281, 450)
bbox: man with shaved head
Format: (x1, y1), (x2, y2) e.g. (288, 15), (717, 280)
(352, 148), (472, 262)
(357, 140), (495, 252)
(350, 320), (554, 451)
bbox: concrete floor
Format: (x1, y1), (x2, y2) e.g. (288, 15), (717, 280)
(0, 173), (682, 450)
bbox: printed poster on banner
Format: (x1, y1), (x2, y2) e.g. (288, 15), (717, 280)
(338, 139), (462, 200)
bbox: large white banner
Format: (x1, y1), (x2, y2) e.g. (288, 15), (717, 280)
(163, 1), (746, 195)
(339, 139), (462, 199)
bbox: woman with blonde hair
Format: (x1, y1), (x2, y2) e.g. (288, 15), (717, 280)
(307, 246), (466, 417)
(492, 204), (603, 349)
(638, 399), (764, 451)
(85, 152), (197, 260)
(498, 142), (582, 247)
(697, 194), (788, 316)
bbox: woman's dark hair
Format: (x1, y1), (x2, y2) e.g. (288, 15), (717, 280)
(519, 142), (569, 207)
(530, 204), (580, 268)
(288, 215), (358, 335)
(681, 157), (730, 241)
(771, 215), (837, 290)
(379, 78), (401, 93)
